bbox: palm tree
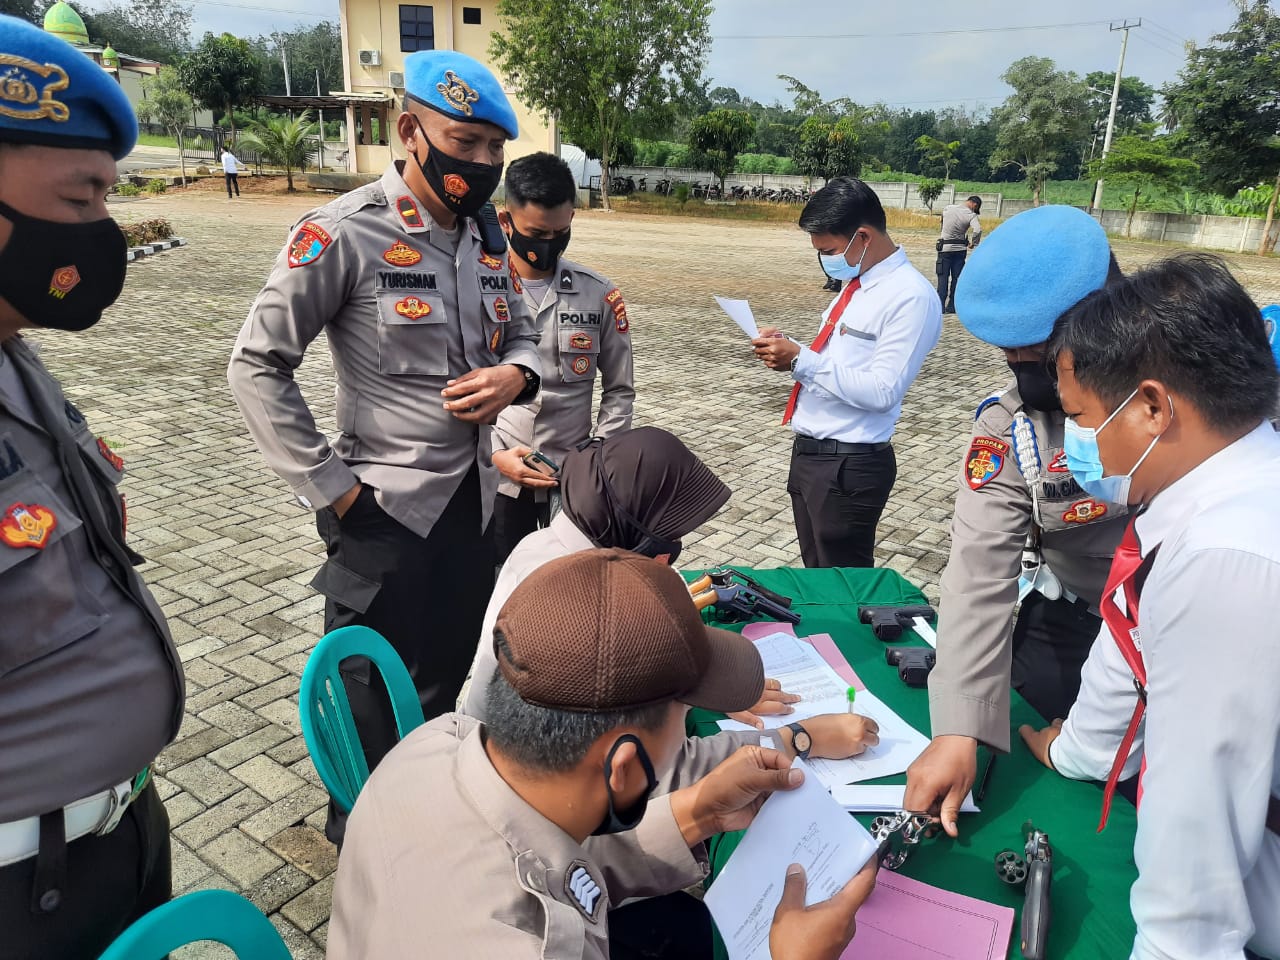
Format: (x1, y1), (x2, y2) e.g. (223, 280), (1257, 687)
(238, 111), (318, 192)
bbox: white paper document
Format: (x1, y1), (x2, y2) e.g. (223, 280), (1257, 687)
(832, 783), (979, 814)
(705, 758), (878, 960)
(718, 633), (932, 788)
(715, 296), (760, 338)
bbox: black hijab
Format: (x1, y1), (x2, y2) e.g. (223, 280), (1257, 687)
(559, 427), (731, 552)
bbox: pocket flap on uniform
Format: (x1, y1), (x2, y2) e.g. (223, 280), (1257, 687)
(377, 291), (446, 326)
(482, 293), (514, 325)
(839, 324), (877, 341)
(557, 327), (600, 354)
(310, 559), (381, 614)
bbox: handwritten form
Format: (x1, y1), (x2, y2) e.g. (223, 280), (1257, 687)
(715, 296), (761, 338)
(705, 758), (879, 960)
(718, 633), (931, 788)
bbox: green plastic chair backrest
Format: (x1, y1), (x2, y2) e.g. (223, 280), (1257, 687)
(98, 889), (291, 960)
(298, 625), (426, 813)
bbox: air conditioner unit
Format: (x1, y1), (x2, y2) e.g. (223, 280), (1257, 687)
(358, 49), (382, 67)
(388, 70), (405, 89)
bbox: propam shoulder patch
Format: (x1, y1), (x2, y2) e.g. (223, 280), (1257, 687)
(287, 221), (332, 268)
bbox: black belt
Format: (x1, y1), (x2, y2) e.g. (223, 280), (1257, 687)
(793, 437), (891, 455)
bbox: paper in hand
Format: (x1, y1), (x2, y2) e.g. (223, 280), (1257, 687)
(715, 296), (760, 339)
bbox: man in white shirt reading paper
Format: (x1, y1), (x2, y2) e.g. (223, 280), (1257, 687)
(1020, 254), (1280, 960)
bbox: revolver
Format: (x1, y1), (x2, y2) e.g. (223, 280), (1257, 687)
(689, 569), (800, 625)
(857, 603), (937, 642)
(995, 820), (1053, 960)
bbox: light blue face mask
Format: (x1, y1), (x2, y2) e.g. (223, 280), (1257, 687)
(819, 232), (869, 282)
(1063, 387), (1173, 505)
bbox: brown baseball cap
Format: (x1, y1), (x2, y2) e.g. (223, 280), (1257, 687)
(494, 548), (765, 714)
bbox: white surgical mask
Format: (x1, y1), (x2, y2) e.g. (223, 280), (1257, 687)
(1063, 387), (1173, 505)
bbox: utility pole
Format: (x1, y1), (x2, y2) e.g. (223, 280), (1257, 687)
(1090, 19), (1140, 215)
(316, 68), (325, 171)
(281, 45), (292, 97)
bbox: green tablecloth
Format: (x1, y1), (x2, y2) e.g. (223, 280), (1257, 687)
(686, 567), (1138, 959)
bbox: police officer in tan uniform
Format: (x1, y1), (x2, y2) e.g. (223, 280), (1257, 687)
(905, 206), (1126, 836)
(490, 152), (634, 562)
(330, 549), (881, 960)
(227, 50), (540, 840)
(0, 16), (185, 957)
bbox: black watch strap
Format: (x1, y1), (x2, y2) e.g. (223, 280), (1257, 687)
(786, 722), (812, 760)
(513, 364), (539, 403)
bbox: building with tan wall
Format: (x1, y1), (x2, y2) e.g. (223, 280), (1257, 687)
(335, 0), (557, 175)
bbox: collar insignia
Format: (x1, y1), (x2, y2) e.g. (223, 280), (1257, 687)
(0, 55), (71, 123)
(565, 862), (602, 921)
(436, 70), (479, 116)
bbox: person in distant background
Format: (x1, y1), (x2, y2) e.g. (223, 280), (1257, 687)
(220, 146), (246, 199)
(935, 195), (982, 314)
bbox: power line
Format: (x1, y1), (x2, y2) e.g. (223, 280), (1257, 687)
(185, 0), (335, 19)
(1143, 19), (1190, 48)
(712, 19), (1117, 41)
(1131, 31), (1186, 59)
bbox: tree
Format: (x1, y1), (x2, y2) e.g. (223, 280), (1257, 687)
(0, 0), (41, 23)
(688, 108), (754, 193)
(491, 0), (711, 211)
(792, 115), (864, 184)
(179, 32), (262, 139)
(915, 135), (961, 181)
(239, 111), (317, 191)
(251, 21), (343, 97)
(1083, 71), (1155, 145)
(989, 56), (1091, 205)
(1162, 1), (1280, 253)
(138, 67), (194, 183)
(1090, 136), (1198, 237)
(81, 0), (192, 64)
(918, 177), (945, 213)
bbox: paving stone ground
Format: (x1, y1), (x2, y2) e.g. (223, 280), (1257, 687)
(34, 187), (1280, 955)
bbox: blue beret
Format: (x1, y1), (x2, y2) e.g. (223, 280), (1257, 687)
(954, 205), (1111, 348)
(403, 50), (518, 140)
(1262, 304), (1280, 368)
(0, 14), (137, 160)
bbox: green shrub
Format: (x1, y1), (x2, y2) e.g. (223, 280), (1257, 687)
(674, 182), (690, 207)
(116, 183), (142, 196)
(144, 178), (167, 194)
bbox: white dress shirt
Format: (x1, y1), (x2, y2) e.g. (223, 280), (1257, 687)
(790, 246), (942, 443)
(1051, 422), (1280, 960)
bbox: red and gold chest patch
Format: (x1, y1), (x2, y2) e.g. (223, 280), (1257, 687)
(396, 195), (424, 229)
(287, 221), (332, 268)
(96, 438), (124, 472)
(1046, 450), (1070, 473)
(49, 265), (80, 299)
(571, 355), (592, 376)
(966, 436), (1008, 490)
(569, 332), (593, 350)
(0, 502), (57, 549)
(383, 241), (422, 267)
(493, 297), (509, 322)
(490, 328), (502, 352)
(478, 252), (503, 271)
(1062, 499), (1107, 524)
(394, 296), (433, 320)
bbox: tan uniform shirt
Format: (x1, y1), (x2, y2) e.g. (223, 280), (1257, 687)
(939, 204), (981, 253)
(927, 385), (1126, 751)
(227, 163), (541, 539)
(328, 713), (744, 959)
(0, 339), (182, 820)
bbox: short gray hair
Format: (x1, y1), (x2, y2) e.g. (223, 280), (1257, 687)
(483, 670), (672, 773)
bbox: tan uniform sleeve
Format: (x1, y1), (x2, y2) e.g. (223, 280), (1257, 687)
(595, 283), (635, 438)
(226, 215), (359, 509)
(927, 401), (1032, 752)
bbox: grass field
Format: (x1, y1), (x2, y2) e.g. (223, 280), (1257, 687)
(604, 192), (959, 231)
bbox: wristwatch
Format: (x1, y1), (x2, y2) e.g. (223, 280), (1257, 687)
(789, 353), (800, 374)
(513, 364), (540, 403)
(786, 722), (812, 760)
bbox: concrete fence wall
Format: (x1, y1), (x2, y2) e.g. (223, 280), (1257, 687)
(609, 164), (1278, 254)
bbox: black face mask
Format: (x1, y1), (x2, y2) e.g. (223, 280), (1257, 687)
(1009, 360), (1061, 413)
(0, 200), (127, 332)
(508, 222), (571, 272)
(591, 735), (658, 836)
(412, 120), (503, 219)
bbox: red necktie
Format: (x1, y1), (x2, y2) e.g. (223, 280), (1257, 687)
(1096, 519), (1151, 832)
(781, 278), (862, 426)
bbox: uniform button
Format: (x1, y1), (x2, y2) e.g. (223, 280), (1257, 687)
(526, 872), (545, 892)
(39, 889), (61, 912)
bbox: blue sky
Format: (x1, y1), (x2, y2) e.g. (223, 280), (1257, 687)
(163, 0), (1239, 110)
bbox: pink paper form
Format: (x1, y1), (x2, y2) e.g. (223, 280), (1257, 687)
(843, 870), (1014, 960)
(741, 622), (865, 691)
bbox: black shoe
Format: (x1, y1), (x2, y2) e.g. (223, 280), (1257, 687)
(944, 302), (955, 314)
(823, 278), (842, 292)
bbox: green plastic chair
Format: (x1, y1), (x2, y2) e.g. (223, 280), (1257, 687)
(299, 625), (426, 813)
(98, 889), (290, 960)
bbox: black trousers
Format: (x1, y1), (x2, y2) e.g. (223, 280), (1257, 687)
(609, 892), (712, 960)
(936, 250), (966, 311)
(492, 488), (550, 566)
(787, 446), (896, 569)
(315, 468), (494, 842)
(1010, 591), (1102, 723)
(0, 782), (170, 960)
(225, 173), (240, 197)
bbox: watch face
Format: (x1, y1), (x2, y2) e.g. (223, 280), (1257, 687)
(794, 730), (811, 753)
